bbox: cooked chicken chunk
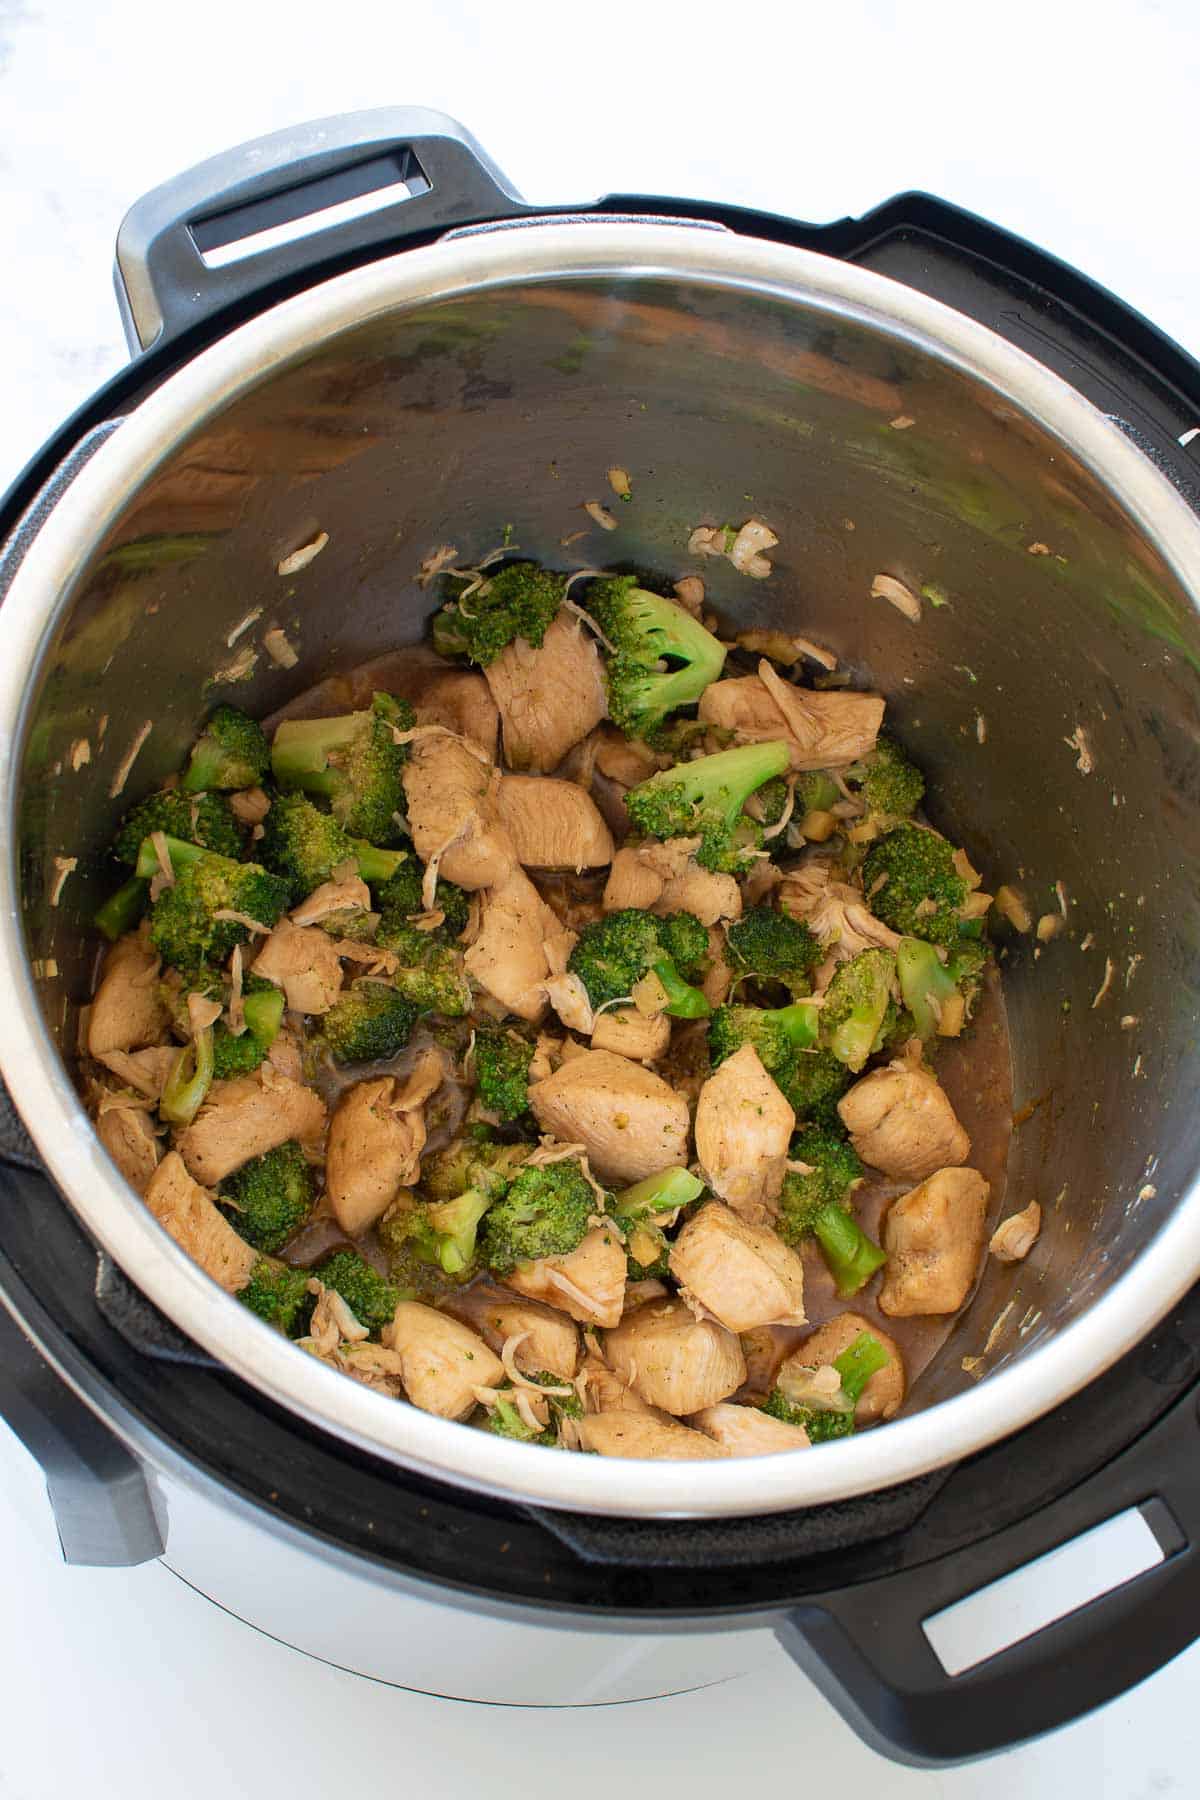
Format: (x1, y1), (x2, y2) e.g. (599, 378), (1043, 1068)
(779, 859), (900, 969)
(289, 873), (372, 928)
(689, 1403), (811, 1454)
(592, 725), (667, 788)
(780, 1314), (905, 1422)
(176, 1070), (326, 1186)
(576, 1413), (726, 1459)
(693, 1044), (795, 1222)
(529, 1048), (690, 1185)
(87, 931), (169, 1057)
(325, 1075), (427, 1235)
(505, 1224), (627, 1329)
(739, 1325), (790, 1397)
(401, 729), (515, 891)
(93, 1046), (176, 1102)
(96, 1103), (160, 1195)
(879, 1167), (990, 1317)
(382, 1302), (504, 1419)
(144, 1151), (258, 1292)
(698, 668), (884, 769)
(464, 865), (561, 1022)
(496, 775), (614, 871)
(701, 926), (734, 1008)
(440, 1283), (580, 1379)
(669, 1200), (806, 1332)
(589, 1007), (671, 1063)
(608, 839), (741, 927)
(484, 611), (608, 772)
(603, 1297), (746, 1415)
(578, 1348), (662, 1416)
(990, 1199), (1042, 1264)
(603, 846), (668, 912)
(838, 1064), (970, 1182)
(654, 860), (742, 928)
(252, 919), (344, 1015)
(412, 667), (499, 757)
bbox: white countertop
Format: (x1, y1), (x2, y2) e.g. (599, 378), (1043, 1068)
(2, 1), (1198, 1793)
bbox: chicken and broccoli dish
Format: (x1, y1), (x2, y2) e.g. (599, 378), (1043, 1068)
(82, 552), (1019, 1461)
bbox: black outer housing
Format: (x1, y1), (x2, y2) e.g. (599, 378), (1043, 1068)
(2, 116), (1200, 1765)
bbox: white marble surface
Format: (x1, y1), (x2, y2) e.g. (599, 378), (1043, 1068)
(2, 0), (1199, 1794)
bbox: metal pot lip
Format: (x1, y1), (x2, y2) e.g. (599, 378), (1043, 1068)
(3, 219), (1200, 1519)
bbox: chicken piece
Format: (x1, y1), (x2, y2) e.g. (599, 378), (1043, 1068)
(505, 1225), (627, 1329)
(266, 1027), (305, 1084)
(325, 1075), (427, 1235)
(604, 1297), (746, 1415)
(496, 775), (615, 871)
(779, 859), (900, 971)
(739, 1325), (790, 1398)
(577, 1349), (661, 1416)
(592, 725), (669, 788)
(653, 860), (742, 928)
(96, 1103), (160, 1194)
(698, 669), (884, 770)
(93, 1046), (176, 1102)
(838, 1064), (970, 1182)
(176, 1069), (326, 1186)
(603, 846), (667, 912)
(289, 873), (372, 928)
(464, 865), (561, 1022)
(780, 1314), (905, 1422)
(529, 1047), (690, 1185)
(576, 1413), (726, 1460)
(879, 1167), (990, 1317)
(485, 611), (608, 773)
(252, 919), (344, 1015)
(401, 729), (515, 891)
(87, 931), (169, 1057)
(689, 1403), (811, 1455)
(144, 1151), (258, 1292)
(382, 1301), (504, 1420)
(990, 1200), (1042, 1264)
(701, 926), (734, 1008)
(669, 1200), (806, 1332)
(440, 1283), (580, 1379)
(590, 1007), (671, 1063)
(412, 667), (499, 757)
(693, 1043), (795, 1223)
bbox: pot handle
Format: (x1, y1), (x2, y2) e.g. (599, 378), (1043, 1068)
(113, 107), (527, 354)
(0, 1293), (164, 1566)
(776, 1376), (1200, 1766)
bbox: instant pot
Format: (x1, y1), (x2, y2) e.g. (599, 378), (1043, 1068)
(2, 108), (1199, 1767)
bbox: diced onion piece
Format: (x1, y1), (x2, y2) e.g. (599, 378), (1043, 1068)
(728, 518), (778, 579)
(276, 531), (329, 576)
(1036, 913), (1063, 942)
(989, 1201), (1041, 1264)
(606, 467), (631, 500)
(994, 885), (1032, 933)
(584, 501), (618, 532)
(871, 573), (921, 622)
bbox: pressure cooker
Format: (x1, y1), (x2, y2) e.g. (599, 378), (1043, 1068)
(1, 108), (1199, 1767)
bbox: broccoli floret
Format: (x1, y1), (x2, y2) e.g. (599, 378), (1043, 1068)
(481, 1157), (601, 1277)
(819, 948), (897, 1072)
(568, 910), (711, 1018)
(795, 771), (841, 815)
(94, 875), (150, 941)
(626, 741), (791, 873)
(311, 1250), (400, 1334)
(708, 1002), (820, 1099)
(586, 576), (727, 740)
(896, 936), (990, 1039)
(211, 1025), (266, 1079)
(748, 776), (790, 826)
(777, 1129), (884, 1295)
(181, 705), (270, 793)
(862, 823), (969, 948)
(610, 1166), (704, 1276)
(762, 1330), (890, 1441)
(474, 1026), (536, 1122)
(237, 1259), (312, 1334)
(431, 561), (566, 667)
(481, 1390), (556, 1443)
(259, 792), (406, 899)
(725, 907), (822, 996)
(271, 693), (413, 844)
(141, 838), (288, 971)
(785, 1046), (853, 1127)
(113, 789), (241, 864)
(372, 858), (471, 941)
(322, 983), (419, 1064)
(159, 1027), (215, 1125)
(373, 920), (471, 1016)
(844, 736), (925, 826)
(381, 1138), (528, 1282)
(219, 1141), (315, 1254)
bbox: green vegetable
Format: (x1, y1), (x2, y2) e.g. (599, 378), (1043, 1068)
(380, 1138), (529, 1283)
(373, 859), (470, 939)
(819, 948), (897, 1072)
(750, 776), (790, 826)
(474, 1026), (536, 1122)
(782, 1045), (853, 1127)
(586, 575), (726, 740)
(94, 875), (149, 941)
(271, 692), (413, 843)
(142, 838), (289, 971)
(432, 561), (566, 668)
(568, 909), (711, 1018)
(862, 823), (969, 948)
(778, 1130), (883, 1295)
(181, 705), (270, 793)
(211, 1025), (266, 1079)
(795, 771), (841, 816)
(159, 1026), (215, 1125)
(610, 1165), (704, 1277)
(219, 1141), (315, 1254)
(237, 1260), (312, 1334)
(259, 791), (406, 899)
(725, 907), (822, 996)
(708, 1001), (820, 1097)
(322, 983), (419, 1064)
(843, 736), (925, 824)
(311, 1251), (400, 1334)
(373, 919), (471, 1016)
(761, 1331), (890, 1441)
(625, 741), (791, 873)
(481, 1157), (601, 1277)
(112, 789), (241, 864)
(896, 935), (989, 1038)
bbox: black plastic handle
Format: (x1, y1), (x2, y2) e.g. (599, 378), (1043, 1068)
(776, 1380), (1200, 1766)
(113, 107), (527, 353)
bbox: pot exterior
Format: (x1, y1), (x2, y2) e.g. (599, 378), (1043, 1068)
(2, 221), (1200, 1516)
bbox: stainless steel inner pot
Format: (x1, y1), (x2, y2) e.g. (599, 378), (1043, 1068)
(3, 221), (1199, 1517)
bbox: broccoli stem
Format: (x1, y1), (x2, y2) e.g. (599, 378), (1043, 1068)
(134, 834), (206, 880)
(650, 956), (712, 1019)
(270, 716), (358, 790)
(243, 987), (284, 1046)
(94, 876), (149, 941)
(160, 1027), (215, 1125)
(425, 1189), (494, 1275)
(813, 1205), (887, 1296)
(833, 1330), (890, 1403)
(349, 839), (406, 883)
(611, 1166), (704, 1224)
(896, 937), (958, 1038)
(778, 1003), (821, 1049)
